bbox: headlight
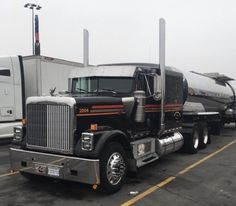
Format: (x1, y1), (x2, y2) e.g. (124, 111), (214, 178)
(137, 142), (151, 156)
(81, 132), (94, 151)
(137, 143), (145, 156)
(13, 126), (23, 141)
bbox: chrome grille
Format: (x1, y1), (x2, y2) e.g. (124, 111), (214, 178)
(26, 103), (73, 154)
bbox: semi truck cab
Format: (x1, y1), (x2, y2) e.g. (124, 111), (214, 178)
(10, 64), (185, 193)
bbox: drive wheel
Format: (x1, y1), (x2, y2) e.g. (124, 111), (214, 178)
(199, 124), (209, 149)
(183, 125), (200, 154)
(99, 142), (127, 194)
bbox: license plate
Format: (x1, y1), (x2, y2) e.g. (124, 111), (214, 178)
(48, 166), (60, 177)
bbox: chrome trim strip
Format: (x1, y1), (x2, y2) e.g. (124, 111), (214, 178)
(27, 96), (76, 108)
(183, 112), (219, 116)
(10, 148), (99, 161)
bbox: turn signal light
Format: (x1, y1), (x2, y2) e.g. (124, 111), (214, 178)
(90, 124), (98, 131)
(22, 118), (27, 125)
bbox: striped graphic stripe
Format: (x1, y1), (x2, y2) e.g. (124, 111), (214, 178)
(77, 103), (183, 117)
(92, 105), (124, 109)
(77, 112), (125, 117)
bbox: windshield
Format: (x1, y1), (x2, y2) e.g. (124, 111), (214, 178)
(72, 76), (134, 95)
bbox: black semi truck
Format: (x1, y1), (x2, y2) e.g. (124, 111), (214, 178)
(10, 20), (236, 193)
(10, 63), (236, 193)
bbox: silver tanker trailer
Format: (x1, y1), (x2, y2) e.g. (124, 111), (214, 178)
(181, 70), (236, 153)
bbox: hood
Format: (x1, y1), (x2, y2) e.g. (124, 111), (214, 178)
(74, 96), (134, 118)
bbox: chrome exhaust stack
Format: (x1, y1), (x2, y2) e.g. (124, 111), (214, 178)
(159, 18), (166, 135)
(83, 29), (89, 67)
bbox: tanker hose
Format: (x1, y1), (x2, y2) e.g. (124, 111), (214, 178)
(225, 82), (236, 111)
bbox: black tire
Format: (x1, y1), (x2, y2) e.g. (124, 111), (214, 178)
(207, 134), (211, 144)
(183, 125), (200, 154)
(99, 142), (127, 194)
(210, 123), (221, 135)
(198, 123), (209, 149)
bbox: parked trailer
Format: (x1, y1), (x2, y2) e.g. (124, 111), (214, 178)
(9, 20), (236, 194)
(0, 55), (83, 139)
(181, 70), (235, 153)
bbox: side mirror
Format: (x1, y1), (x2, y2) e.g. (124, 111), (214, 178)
(68, 78), (72, 93)
(153, 75), (162, 101)
(58, 90), (70, 95)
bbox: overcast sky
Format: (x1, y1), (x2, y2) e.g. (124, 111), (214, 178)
(1, 0), (236, 79)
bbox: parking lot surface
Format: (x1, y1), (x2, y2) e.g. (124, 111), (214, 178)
(0, 125), (236, 206)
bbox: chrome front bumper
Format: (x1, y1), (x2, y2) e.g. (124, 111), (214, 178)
(10, 148), (100, 185)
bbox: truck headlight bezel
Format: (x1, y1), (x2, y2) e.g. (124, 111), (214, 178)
(13, 126), (23, 142)
(81, 132), (94, 151)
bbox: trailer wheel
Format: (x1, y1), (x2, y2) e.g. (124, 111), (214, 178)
(99, 142), (127, 194)
(207, 134), (212, 144)
(183, 126), (199, 154)
(199, 124), (209, 149)
(210, 123), (221, 135)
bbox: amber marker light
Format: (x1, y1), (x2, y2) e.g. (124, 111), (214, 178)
(22, 118), (27, 125)
(92, 184), (98, 190)
(90, 124), (98, 131)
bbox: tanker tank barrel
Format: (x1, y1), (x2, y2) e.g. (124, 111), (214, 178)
(182, 70), (236, 115)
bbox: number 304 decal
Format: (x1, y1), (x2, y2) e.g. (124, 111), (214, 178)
(79, 108), (89, 113)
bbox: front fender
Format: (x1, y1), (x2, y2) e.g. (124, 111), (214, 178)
(75, 130), (132, 158)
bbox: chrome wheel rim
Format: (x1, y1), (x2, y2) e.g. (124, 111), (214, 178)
(193, 131), (199, 149)
(203, 128), (208, 144)
(106, 152), (126, 185)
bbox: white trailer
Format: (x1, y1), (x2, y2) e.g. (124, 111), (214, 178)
(0, 55), (83, 139)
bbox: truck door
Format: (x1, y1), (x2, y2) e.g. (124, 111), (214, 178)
(0, 57), (15, 122)
(136, 73), (159, 130)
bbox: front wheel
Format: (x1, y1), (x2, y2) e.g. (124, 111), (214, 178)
(99, 142), (127, 194)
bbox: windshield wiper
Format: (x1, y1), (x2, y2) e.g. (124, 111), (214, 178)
(94, 88), (117, 94)
(75, 88), (87, 93)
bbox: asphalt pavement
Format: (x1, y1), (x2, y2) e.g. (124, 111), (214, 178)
(0, 125), (236, 206)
